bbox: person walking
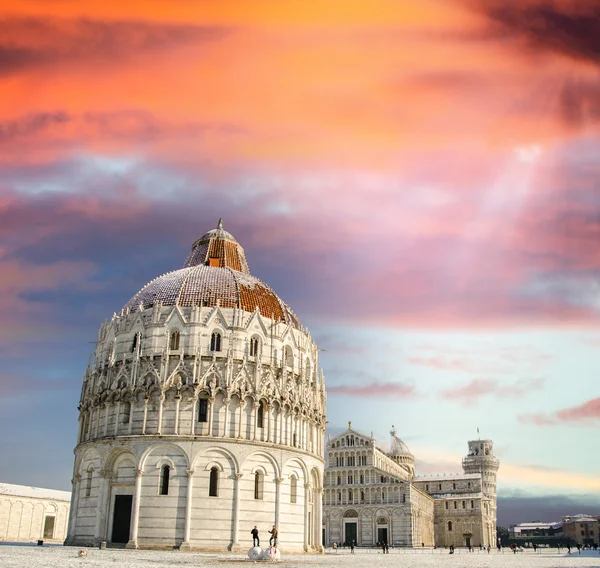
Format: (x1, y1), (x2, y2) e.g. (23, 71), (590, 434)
(268, 525), (278, 547)
(350, 541), (355, 554)
(251, 526), (259, 547)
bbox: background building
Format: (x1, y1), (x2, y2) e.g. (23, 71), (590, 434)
(66, 221), (327, 551)
(562, 515), (598, 546)
(323, 425), (498, 548)
(0, 483), (70, 543)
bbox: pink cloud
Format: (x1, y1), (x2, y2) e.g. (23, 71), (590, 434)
(328, 382), (416, 399)
(521, 397), (600, 426)
(443, 377), (545, 402)
(442, 378), (497, 401)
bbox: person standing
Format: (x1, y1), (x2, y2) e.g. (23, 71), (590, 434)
(350, 541), (355, 554)
(269, 525), (278, 547)
(251, 526), (259, 547)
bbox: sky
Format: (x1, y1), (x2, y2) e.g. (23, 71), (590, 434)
(1, 0), (600, 526)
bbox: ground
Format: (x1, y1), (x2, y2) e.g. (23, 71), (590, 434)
(2, 546), (600, 568)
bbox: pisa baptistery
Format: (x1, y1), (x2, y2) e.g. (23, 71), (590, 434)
(65, 220), (327, 552)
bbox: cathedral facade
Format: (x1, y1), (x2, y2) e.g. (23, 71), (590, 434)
(323, 425), (498, 548)
(66, 221), (326, 551)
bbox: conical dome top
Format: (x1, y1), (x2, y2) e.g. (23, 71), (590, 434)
(183, 218), (250, 273)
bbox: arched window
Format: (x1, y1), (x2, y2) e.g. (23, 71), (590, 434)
(122, 402), (131, 424)
(131, 333), (139, 353)
(348, 489), (353, 503)
(210, 331), (222, 352)
(337, 491), (341, 504)
(257, 400), (265, 429)
(453, 482), (456, 490)
(209, 467), (219, 497)
(254, 471), (264, 500)
(169, 330), (180, 351)
(361, 491), (364, 503)
(285, 345), (293, 368)
(250, 337), (260, 357)
(360, 474), (364, 484)
(159, 465), (170, 495)
(337, 476), (341, 485)
(198, 398), (208, 423)
(448, 521), (453, 532)
(85, 469), (93, 497)
(290, 476), (297, 504)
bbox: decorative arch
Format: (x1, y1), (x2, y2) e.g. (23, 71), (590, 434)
(138, 442), (190, 472)
(241, 450), (281, 479)
(204, 461), (225, 472)
(104, 447), (138, 475)
(191, 446), (240, 475)
(155, 457), (177, 473)
(282, 456), (309, 483)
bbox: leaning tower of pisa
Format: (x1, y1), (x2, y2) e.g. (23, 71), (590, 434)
(462, 439), (499, 546)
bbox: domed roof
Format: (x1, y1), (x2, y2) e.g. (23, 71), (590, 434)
(123, 219), (301, 328)
(389, 426), (413, 457)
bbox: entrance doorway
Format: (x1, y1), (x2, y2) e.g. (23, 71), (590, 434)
(466, 537), (471, 548)
(377, 527), (388, 544)
(111, 495), (133, 543)
(345, 522), (357, 545)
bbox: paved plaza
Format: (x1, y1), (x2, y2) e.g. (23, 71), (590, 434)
(2, 545), (600, 568)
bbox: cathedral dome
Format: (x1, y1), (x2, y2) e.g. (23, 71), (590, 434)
(123, 219), (301, 329)
(389, 426), (415, 478)
(390, 427), (413, 457)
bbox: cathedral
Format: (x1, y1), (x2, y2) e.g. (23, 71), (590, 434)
(65, 221), (326, 551)
(323, 424), (498, 548)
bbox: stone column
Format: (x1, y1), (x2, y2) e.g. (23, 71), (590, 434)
(191, 397), (197, 435)
(229, 473), (243, 551)
(174, 395), (181, 435)
(65, 474), (81, 544)
(128, 401), (134, 435)
(303, 483), (310, 551)
(142, 398), (149, 434)
(237, 400), (245, 438)
(208, 397), (214, 436)
(316, 488), (323, 551)
(157, 394), (165, 435)
(126, 469), (143, 549)
(94, 470), (110, 544)
(89, 407), (95, 439)
(223, 398), (230, 438)
(93, 406), (100, 438)
(179, 469), (194, 550)
(76, 415), (83, 445)
(278, 408), (283, 445)
(103, 404), (109, 437)
(274, 477), (283, 528)
(251, 403), (258, 441)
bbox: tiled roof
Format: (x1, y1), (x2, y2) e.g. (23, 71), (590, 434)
(124, 220), (301, 329)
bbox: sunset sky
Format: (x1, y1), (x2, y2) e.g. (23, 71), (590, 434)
(1, 0), (600, 525)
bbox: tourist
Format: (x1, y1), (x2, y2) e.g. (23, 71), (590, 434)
(268, 525), (278, 547)
(350, 541), (355, 554)
(385, 542), (389, 554)
(251, 526), (259, 547)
